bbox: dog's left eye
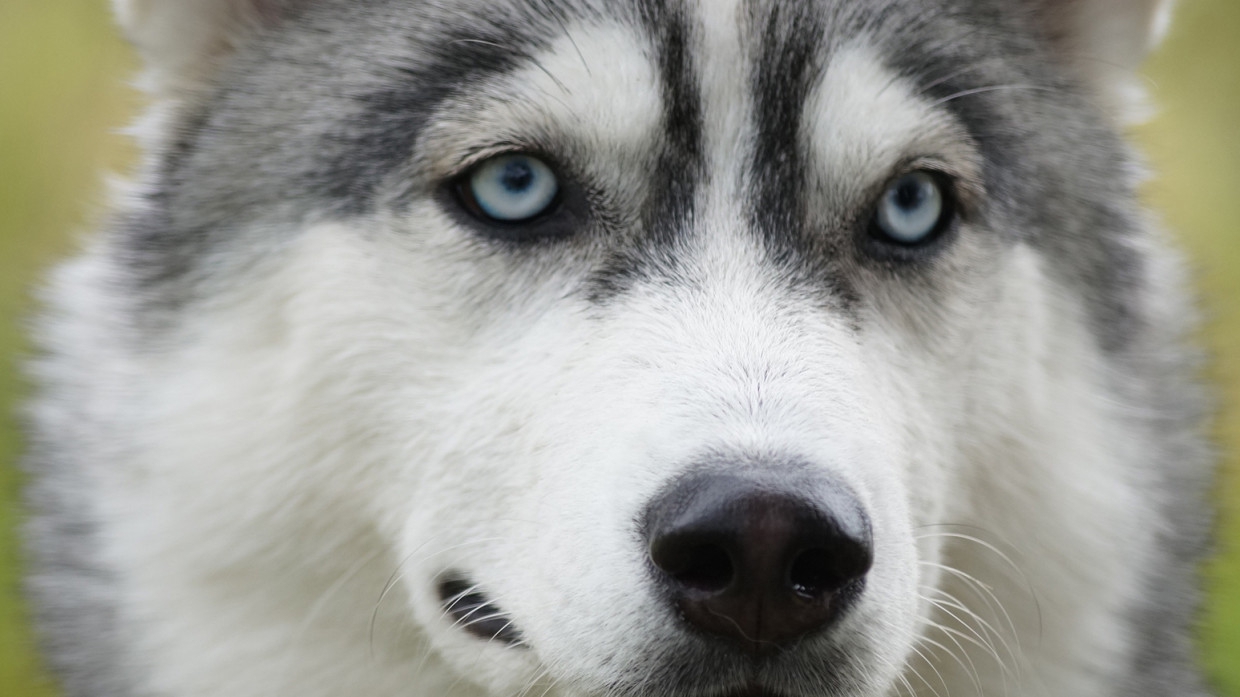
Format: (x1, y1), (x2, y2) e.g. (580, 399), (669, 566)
(459, 154), (560, 223)
(871, 171), (952, 246)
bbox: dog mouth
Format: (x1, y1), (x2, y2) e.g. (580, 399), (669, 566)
(436, 575), (524, 646)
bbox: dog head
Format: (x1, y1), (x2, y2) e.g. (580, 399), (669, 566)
(103, 1), (1175, 695)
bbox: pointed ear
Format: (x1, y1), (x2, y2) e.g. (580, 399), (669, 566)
(1029, 0), (1175, 122)
(113, 0), (293, 93)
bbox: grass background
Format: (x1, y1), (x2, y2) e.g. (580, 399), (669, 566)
(0, 0), (1236, 694)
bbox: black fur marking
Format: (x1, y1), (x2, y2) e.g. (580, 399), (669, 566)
(585, 0), (704, 303)
(437, 576), (525, 646)
(747, 5), (859, 315)
(323, 30), (533, 213)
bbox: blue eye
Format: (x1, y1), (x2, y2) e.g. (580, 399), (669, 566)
(874, 171), (949, 245)
(464, 154), (559, 223)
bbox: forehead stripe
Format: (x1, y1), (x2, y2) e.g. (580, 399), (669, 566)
(745, 5), (858, 312)
(585, 0), (705, 302)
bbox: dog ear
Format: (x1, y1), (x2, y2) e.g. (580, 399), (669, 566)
(113, 0), (293, 93)
(1029, 0), (1175, 122)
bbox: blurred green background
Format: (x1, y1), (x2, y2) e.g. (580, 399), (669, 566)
(0, 0), (1236, 694)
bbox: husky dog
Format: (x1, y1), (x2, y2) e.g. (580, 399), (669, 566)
(24, 1), (1214, 696)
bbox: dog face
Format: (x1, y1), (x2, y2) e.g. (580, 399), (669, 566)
(82, 1), (1174, 696)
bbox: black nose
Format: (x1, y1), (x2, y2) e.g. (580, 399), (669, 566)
(644, 470), (872, 653)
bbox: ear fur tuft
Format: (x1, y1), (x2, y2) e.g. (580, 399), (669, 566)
(1030, 0), (1176, 123)
(112, 0), (291, 93)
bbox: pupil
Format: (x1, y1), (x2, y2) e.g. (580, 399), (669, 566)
(894, 179), (928, 211)
(500, 161), (534, 193)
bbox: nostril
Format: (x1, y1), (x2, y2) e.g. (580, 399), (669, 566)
(664, 542), (733, 593)
(788, 536), (873, 599)
(788, 548), (841, 598)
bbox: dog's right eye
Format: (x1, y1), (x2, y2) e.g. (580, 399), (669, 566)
(457, 154), (560, 224)
(871, 171), (952, 247)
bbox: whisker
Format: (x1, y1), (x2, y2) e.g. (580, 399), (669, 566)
(915, 630), (983, 697)
(448, 38), (571, 96)
(922, 586), (1019, 677)
(895, 672), (918, 697)
(922, 597), (1019, 693)
(515, 667), (553, 697)
(548, 8), (591, 78)
(487, 618), (525, 648)
(930, 84), (1051, 106)
(918, 559), (1022, 652)
(278, 548), (382, 683)
(535, 672), (561, 697)
(456, 608), (509, 630)
(916, 530), (1022, 575)
(906, 644), (950, 697)
(922, 587), (1006, 653)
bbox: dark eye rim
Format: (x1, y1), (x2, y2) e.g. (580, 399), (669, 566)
(442, 151), (586, 243)
(861, 168), (959, 262)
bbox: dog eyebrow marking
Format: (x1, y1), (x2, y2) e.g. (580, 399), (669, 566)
(331, 32), (542, 213)
(419, 22), (664, 175)
(737, 3), (866, 318)
(584, 0), (705, 303)
(800, 42), (983, 215)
